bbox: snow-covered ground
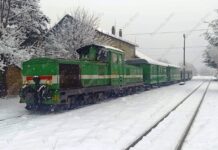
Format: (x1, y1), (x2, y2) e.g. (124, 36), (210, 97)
(0, 97), (27, 121)
(130, 81), (210, 150)
(192, 75), (216, 80)
(182, 81), (218, 150)
(0, 78), (216, 150)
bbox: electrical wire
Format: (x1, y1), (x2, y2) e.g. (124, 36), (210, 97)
(125, 29), (207, 36)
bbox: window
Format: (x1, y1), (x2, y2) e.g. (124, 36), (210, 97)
(96, 48), (108, 63)
(78, 47), (90, 60)
(112, 53), (118, 63)
(118, 54), (122, 64)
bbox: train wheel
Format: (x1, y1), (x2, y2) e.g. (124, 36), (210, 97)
(50, 105), (58, 112)
(66, 98), (72, 110)
(26, 104), (32, 110)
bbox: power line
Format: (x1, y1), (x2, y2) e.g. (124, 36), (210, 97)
(151, 13), (175, 35)
(125, 29), (207, 36)
(138, 45), (207, 50)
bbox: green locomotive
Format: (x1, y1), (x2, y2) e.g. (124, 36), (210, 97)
(20, 44), (144, 110)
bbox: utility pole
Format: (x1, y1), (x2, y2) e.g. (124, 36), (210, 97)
(183, 34), (186, 82)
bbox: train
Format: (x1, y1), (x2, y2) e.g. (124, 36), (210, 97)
(19, 44), (192, 111)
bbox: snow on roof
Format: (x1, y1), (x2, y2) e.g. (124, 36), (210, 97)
(168, 63), (180, 68)
(77, 44), (124, 53)
(96, 28), (138, 47)
(135, 50), (168, 66)
(102, 45), (124, 53)
(135, 50), (181, 68)
(94, 44), (124, 53)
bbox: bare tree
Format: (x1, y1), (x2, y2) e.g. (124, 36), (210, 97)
(179, 62), (198, 75)
(43, 7), (111, 59)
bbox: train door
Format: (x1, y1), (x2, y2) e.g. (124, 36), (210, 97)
(109, 52), (124, 86)
(157, 65), (159, 85)
(59, 64), (82, 89)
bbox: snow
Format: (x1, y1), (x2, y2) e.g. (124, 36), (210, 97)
(130, 81), (210, 150)
(135, 49), (180, 68)
(204, 12), (218, 68)
(182, 81), (218, 150)
(192, 75), (216, 80)
(0, 0), (49, 69)
(0, 80), (205, 150)
(0, 97), (26, 121)
(135, 49), (168, 66)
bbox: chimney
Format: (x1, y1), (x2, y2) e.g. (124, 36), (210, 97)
(112, 26), (116, 35)
(119, 29), (122, 37)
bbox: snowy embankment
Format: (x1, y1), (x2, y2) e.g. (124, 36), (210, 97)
(192, 75), (216, 80)
(130, 81), (210, 150)
(0, 97), (26, 121)
(0, 80), (204, 150)
(182, 81), (218, 150)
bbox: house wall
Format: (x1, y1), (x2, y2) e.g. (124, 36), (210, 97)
(96, 32), (136, 60)
(5, 66), (22, 96)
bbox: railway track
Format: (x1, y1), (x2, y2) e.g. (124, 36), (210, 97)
(0, 114), (28, 122)
(175, 80), (211, 150)
(0, 112), (47, 129)
(125, 81), (210, 150)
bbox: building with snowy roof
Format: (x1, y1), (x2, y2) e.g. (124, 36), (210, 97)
(96, 28), (138, 59)
(47, 14), (138, 60)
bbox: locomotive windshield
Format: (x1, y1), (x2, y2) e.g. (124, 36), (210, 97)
(77, 45), (109, 63)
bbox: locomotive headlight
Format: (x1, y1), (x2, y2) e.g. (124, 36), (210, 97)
(45, 80), (52, 85)
(23, 80), (30, 85)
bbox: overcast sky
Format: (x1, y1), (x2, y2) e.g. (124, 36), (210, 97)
(40, 0), (218, 71)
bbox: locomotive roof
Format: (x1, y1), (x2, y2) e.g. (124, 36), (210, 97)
(77, 44), (124, 53)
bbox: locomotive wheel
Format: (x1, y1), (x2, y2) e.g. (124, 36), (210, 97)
(26, 104), (33, 110)
(83, 94), (90, 105)
(66, 98), (72, 110)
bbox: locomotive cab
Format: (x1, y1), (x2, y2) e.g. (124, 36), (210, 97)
(77, 44), (109, 63)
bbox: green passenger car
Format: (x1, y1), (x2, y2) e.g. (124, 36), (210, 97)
(126, 59), (169, 87)
(124, 64), (143, 85)
(20, 44), (144, 110)
(157, 64), (168, 85)
(167, 65), (181, 83)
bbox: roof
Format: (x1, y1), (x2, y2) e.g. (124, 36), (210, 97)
(168, 63), (180, 68)
(47, 14), (74, 36)
(76, 44), (124, 53)
(47, 15), (138, 48)
(96, 28), (138, 47)
(133, 50), (181, 68)
(134, 50), (168, 66)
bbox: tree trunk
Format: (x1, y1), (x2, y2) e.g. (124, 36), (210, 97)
(4, 0), (11, 28)
(0, 0), (6, 24)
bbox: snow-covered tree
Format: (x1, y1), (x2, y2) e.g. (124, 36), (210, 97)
(43, 8), (110, 59)
(179, 62), (198, 75)
(204, 45), (218, 68)
(0, 0), (49, 69)
(204, 10), (218, 69)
